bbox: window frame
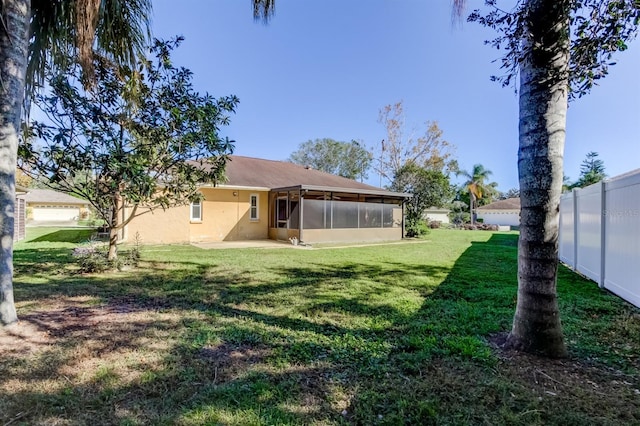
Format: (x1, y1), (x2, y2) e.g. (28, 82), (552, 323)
(190, 200), (202, 222)
(249, 193), (259, 221)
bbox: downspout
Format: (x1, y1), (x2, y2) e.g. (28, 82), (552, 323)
(299, 188), (304, 242)
(402, 199), (406, 239)
(599, 180), (606, 289)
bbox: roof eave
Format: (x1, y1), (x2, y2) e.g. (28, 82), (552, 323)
(271, 184), (411, 198)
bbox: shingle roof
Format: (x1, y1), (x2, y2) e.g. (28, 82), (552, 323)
(18, 189), (89, 205)
(206, 156), (409, 197)
(478, 197), (520, 210)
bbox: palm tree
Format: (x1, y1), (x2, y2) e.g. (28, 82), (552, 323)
(506, 0), (570, 357)
(0, 0), (151, 325)
(457, 164), (493, 224)
(452, 0), (572, 357)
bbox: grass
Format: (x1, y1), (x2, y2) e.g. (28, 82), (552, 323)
(2, 228), (639, 425)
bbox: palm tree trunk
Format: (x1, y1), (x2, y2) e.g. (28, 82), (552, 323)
(505, 0), (569, 357)
(470, 193), (475, 224)
(0, 0), (30, 326)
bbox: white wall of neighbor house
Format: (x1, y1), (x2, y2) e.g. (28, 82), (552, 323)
(424, 210), (450, 224)
(31, 205), (82, 221)
(476, 211), (520, 227)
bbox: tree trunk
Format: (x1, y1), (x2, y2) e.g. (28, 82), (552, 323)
(470, 193), (475, 224)
(505, 0), (569, 357)
(107, 192), (122, 261)
(0, 0), (30, 326)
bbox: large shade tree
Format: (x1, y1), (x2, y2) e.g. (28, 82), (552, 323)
(0, 0), (151, 325)
(23, 38), (238, 261)
(0, 0), (277, 325)
(458, 0), (639, 357)
(288, 138), (372, 181)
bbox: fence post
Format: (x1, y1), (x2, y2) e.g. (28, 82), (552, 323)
(572, 188), (578, 271)
(599, 180), (606, 289)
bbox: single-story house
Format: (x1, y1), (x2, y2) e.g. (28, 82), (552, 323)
(18, 189), (90, 222)
(476, 197), (520, 227)
(123, 156), (411, 245)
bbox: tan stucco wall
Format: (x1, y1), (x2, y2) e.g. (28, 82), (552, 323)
(125, 204), (191, 244)
(191, 188), (269, 242)
(124, 188), (269, 244)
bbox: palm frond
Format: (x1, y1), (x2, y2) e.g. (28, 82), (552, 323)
(253, 0), (275, 23)
(27, 0), (152, 97)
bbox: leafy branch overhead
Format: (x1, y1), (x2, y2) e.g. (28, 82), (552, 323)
(469, 0), (640, 98)
(21, 37), (238, 259)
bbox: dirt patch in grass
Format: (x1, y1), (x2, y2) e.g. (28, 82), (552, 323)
(197, 343), (271, 383)
(486, 332), (640, 424)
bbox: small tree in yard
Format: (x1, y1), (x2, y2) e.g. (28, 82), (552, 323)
(21, 38), (238, 261)
(391, 162), (453, 237)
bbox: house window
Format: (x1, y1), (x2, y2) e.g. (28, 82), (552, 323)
(250, 194), (259, 221)
(190, 201), (202, 222)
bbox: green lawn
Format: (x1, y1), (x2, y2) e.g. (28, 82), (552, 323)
(2, 228), (639, 425)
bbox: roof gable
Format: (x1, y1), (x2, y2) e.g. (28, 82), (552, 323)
(478, 197), (521, 210)
(18, 189), (89, 205)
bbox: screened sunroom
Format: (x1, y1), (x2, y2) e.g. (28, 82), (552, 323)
(268, 185), (410, 244)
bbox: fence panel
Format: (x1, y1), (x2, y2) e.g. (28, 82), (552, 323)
(575, 183), (602, 283)
(558, 169), (640, 308)
(558, 192), (575, 267)
(603, 172), (640, 307)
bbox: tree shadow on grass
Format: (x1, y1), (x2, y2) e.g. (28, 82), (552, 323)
(6, 232), (640, 425)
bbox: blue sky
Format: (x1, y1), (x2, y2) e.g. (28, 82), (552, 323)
(152, 0), (639, 191)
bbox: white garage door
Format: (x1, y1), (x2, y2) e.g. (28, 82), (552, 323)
(32, 205), (81, 221)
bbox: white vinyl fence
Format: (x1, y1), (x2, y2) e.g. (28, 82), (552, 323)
(559, 169), (640, 308)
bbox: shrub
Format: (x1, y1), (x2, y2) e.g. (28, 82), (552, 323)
(405, 220), (430, 237)
(72, 232), (142, 272)
(72, 241), (111, 273)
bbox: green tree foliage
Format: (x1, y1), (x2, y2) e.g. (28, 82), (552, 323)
(572, 151), (606, 188)
(374, 101), (455, 185)
(22, 38), (238, 260)
(1, 0), (152, 325)
(500, 187), (520, 200)
(288, 138), (372, 181)
(391, 163), (453, 237)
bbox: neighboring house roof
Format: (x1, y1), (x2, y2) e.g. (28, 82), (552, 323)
(207, 156), (410, 198)
(18, 189), (89, 206)
(15, 184), (30, 194)
(478, 197), (520, 211)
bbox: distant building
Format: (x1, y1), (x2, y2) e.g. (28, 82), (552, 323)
(477, 198), (520, 227)
(424, 207), (450, 225)
(18, 189), (90, 223)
